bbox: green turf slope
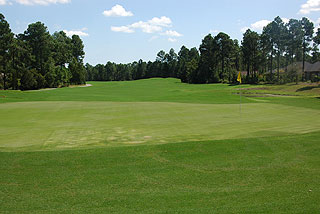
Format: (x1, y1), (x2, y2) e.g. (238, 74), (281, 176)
(0, 78), (319, 213)
(0, 78), (252, 104)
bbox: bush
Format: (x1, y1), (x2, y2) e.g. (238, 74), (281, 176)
(311, 75), (320, 83)
(20, 69), (37, 90)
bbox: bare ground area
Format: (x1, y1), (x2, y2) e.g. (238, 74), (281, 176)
(25, 84), (93, 92)
(69, 84), (93, 88)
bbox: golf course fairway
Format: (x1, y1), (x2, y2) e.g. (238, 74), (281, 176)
(1, 78), (319, 213)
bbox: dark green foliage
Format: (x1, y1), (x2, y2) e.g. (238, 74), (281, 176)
(261, 17), (287, 83)
(45, 68), (57, 88)
(301, 18), (314, 80)
(0, 13), (14, 90)
(20, 69), (38, 90)
(214, 32), (234, 81)
(167, 48), (178, 77)
(198, 34), (216, 83)
(52, 31), (72, 67)
(286, 19), (303, 64)
(255, 16), (317, 84)
(0, 13), (86, 90)
(186, 58), (199, 83)
(8, 36), (33, 90)
(71, 35), (85, 63)
(69, 58), (86, 85)
(177, 46), (190, 82)
(132, 59), (147, 80)
(2, 13), (318, 89)
(312, 28), (320, 62)
(86, 16), (318, 85)
(23, 22), (53, 76)
(242, 29), (260, 83)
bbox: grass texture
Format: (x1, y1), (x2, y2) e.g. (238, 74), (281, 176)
(0, 78), (319, 213)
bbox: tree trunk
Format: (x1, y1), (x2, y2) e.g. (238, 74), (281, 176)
(12, 48), (16, 90)
(247, 61), (250, 78)
(40, 49), (43, 75)
(277, 51), (280, 83)
(291, 38), (294, 66)
(270, 49), (274, 81)
(3, 72), (6, 90)
(221, 57), (225, 80)
(302, 40), (306, 82)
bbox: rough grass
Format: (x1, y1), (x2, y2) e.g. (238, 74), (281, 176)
(0, 78), (320, 213)
(240, 82), (320, 97)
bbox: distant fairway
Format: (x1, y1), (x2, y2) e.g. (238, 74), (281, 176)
(1, 78), (320, 213)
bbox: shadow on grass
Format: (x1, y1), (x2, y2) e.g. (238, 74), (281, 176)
(228, 83), (239, 86)
(228, 83), (265, 87)
(296, 84), (320, 92)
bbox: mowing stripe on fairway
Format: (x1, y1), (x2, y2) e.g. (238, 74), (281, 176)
(1, 101), (319, 152)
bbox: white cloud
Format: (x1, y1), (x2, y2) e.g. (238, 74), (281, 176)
(162, 30), (182, 37)
(130, 21), (162, 33)
(251, 20), (271, 31)
(110, 16), (180, 43)
(148, 16), (172, 27)
(15, 0), (70, 5)
(282, 18), (290, 24)
(111, 16), (172, 34)
(129, 16), (172, 33)
(111, 26), (134, 33)
(63, 29), (89, 37)
(103, 4), (133, 17)
(0, 0), (7, 5)
(299, 0), (320, 14)
(0, 0), (70, 5)
(241, 18), (290, 33)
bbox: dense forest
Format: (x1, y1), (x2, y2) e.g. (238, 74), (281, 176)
(0, 13), (86, 90)
(1, 15), (320, 90)
(86, 16), (320, 84)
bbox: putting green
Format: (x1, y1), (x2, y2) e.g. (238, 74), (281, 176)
(1, 101), (319, 151)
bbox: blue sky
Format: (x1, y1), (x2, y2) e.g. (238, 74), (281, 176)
(1, 0), (320, 65)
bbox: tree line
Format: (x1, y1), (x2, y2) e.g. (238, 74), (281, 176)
(2, 14), (320, 90)
(0, 13), (86, 90)
(86, 16), (320, 84)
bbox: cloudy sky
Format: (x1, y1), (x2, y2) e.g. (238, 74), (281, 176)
(1, 0), (320, 65)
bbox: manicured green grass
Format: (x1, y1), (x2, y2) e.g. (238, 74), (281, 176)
(1, 133), (320, 213)
(0, 78), (319, 213)
(1, 101), (319, 152)
(0, 78), (253, 104)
